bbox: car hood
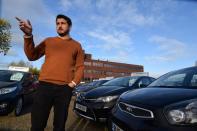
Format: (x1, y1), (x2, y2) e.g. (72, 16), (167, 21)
(0, 81), (18, 89)
(75, 85), (97, 92)
(120, 87), (197, 108)
(84, 85), (128, 99)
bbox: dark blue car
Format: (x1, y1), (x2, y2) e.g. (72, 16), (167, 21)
(110, 66), (197, 131)
(0, 70), (38, 116)
(73, 76), (155, 122)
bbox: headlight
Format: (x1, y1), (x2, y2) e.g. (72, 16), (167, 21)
(0, 87), (17, 95)
(96, 96), (119, 103)
(165, 99), (197, 125)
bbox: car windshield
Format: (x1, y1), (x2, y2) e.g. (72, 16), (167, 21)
(149, 67), (197, 88)
(102, 77), (138, 87)
(87, 81), (99, 86)
(0, 70), (24, 82)
(87, 80), (108, 86)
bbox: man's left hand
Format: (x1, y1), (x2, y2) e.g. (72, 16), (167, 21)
(68, 82), (75, 88)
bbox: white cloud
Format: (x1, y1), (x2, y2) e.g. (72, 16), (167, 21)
(87, 30), (132, 50)
(1, 0), (55, 67)
(2, 0), (54, 24)
(61, 0), (93, 11)
(146, 35), (187, 62)
(2, 0), (55, 45)
(60, 0), (163, 30)
(61, 0), (72, 11)
(92, 0), (161, 28)
(86, 30), (134, 63)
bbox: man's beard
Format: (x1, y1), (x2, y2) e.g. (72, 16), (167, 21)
(57, 29), (70, 37)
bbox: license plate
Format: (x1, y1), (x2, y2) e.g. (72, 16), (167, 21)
(75, 103), (87, 112)
(112, 122), (124, 131)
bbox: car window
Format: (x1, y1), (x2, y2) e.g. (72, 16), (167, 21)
(190, 74), (197, 87)
(129, 78), (137, 86)
(163, 74), (186, 86)
(138, 78), (151, 87)
(149, 70), (189, 87)
(149, 68), (197, 88)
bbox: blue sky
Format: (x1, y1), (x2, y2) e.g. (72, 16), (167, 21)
(1, 0), (197, 77)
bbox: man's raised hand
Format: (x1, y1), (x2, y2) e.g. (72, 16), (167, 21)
(16, 17), (32, 36)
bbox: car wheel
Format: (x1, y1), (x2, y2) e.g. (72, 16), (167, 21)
(15, 97), (23, 116)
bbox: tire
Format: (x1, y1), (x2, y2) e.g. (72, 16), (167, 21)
(15, 97), (23, 116)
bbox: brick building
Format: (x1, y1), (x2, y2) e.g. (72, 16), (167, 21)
(82, 52), (144, 82)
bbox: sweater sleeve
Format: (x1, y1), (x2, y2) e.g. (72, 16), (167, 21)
(72, 44), (85, 85)
(24, 36), (45, 61)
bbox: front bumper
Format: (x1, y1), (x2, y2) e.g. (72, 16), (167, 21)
(0, 92), (18, 115)
(73, 98), (116, 121)
(109, 105), (197, 131)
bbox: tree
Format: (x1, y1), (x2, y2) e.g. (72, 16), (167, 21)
(29, 67), (40, 76)
(9, 60), (33, 68)
(0, 18), (11, 55)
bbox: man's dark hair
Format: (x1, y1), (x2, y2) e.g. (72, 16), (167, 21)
(56, 14), (72, 27)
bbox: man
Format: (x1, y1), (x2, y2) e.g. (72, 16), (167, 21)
(16, 14), (84, 131)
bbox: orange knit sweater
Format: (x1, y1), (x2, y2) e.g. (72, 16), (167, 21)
(24, 36), (84, 85)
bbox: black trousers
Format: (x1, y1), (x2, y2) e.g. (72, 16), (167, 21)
(31, 81), (73, 131)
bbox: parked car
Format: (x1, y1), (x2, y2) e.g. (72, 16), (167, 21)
(73, 76), (155, 121)
(0, 70), (38, 116)
(109, 66), (197, 131)
(73, 80), (109, 96)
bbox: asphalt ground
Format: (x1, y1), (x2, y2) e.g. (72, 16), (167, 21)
(0, 97), (108, 131)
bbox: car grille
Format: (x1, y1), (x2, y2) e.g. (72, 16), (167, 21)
(118, 102), (154, 119)
(76, 93), (97, 103)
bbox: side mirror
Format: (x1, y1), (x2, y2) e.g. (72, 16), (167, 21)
(138, 83), (148, 88)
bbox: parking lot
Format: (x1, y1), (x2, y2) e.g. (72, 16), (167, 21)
(0, 97), (108, 131)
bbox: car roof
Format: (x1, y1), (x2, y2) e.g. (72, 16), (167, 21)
(178, 66), (197, 71)
(165, 66), (197, 75)
(115, 76), (152, 79)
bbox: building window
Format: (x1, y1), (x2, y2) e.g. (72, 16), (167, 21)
(104, 64), (113, 68)
(93, 62), (103, 67)
(84, 61), (91, 66)
(92, 70), (102, 75)
(84, 70), (92, 74)
(106, 72), (113, 75)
